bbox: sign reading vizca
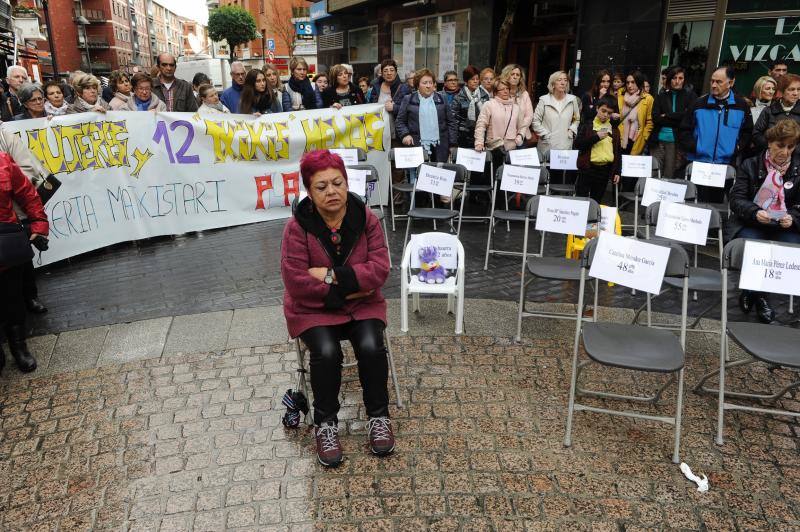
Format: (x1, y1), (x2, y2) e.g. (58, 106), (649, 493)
(719, 17), (799, 97)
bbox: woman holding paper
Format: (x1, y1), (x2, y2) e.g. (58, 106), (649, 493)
(728, 120), (800, 323)
(280, 149), (393, 467)
(474, 78), (525, 171)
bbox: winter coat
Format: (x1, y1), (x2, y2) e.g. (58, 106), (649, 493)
(395, 91), (458, 162)
(513, 90), (534, 137)
(726, 150), (800, 242)
(281, 193), (390, 338)
(574, 117), (622, 177)
(616, 91), (654, 155)
(678, 91), (752, 165)
(220, 83), (243, 114)
(533, 93), (581, 158)
(473, 97), (525, 152)
(124, 93), (167, 112)
(151, 76), (198, 113)
(0, 152), (49, 268)
(367, 76), (411, 117)
(451, 86), (491, 148)
(752, 100), (800, 151)
(108, 92), (131, 111)
(0, 92), (23, 122)
(198, 102), (230, 114)
(649, 87), (696, 146)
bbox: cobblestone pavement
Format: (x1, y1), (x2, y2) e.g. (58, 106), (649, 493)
(2, 321), (799, 530)
(28, 209), (795, 336)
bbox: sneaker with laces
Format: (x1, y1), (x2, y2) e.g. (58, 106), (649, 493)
(315, 422), (343, 467)
(367, 417), (395, 456)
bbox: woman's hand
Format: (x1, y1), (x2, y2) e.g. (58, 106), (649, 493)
(253, 112), (262, 117)
(402, 135), (414, 146)
(308, 267), (329, 283)
(612, 174), (620, 184)
(94, 106), (106, 113)
(756, 210), (773, 224)
(385, 100), (394, 112)
(515, 134), (523, 147)
(332, 103), (342, 110)
(779, 214), (794, 229)
(345, 289), (374, 300)
(611, 112), (620, 121)
(474, 143), (484, 152)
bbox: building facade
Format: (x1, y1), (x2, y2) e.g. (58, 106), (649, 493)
(180, 16), (208, 57)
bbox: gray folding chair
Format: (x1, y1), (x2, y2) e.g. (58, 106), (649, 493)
(615, 157), (662, 210)
(565, 237), (690, 464)
(515, 196), (601, 342)
(618, 176), (697, 239)
(483, 164), (550, 270)
(693, 238), (800, 445)
(683, 162), (735, 217)
(347, 163), (392, 268)
(402, 162), (469, 250)
(388, 148), (430, 232)
(355, 148), (368, 162)
(633, 202), (723, 331)
(293, 327), (404, 425)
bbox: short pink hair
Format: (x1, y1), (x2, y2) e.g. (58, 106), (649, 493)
(299, 149), (347, 189)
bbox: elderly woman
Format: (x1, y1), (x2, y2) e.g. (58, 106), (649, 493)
(12, 84), (46, 120)
(474, 77), (525, 171)
(728, 120), (800, 324)
(67, 73), (109, 114)
(281, 150), (393, 467)
(396, 68), (457, 164)
(282, 57), (319, 111)
(750, 76), (777, 125)
(533, 70), (581, 160)
(367, 59), (411, 118)
(125, 73), (166, 112)
(0, 152), (49, 375)
(43, 80), (69, 116)
(108, 70), (133, 110)
(480, 68), (495, 97)
(197, 84), (230, 114)
(753, 73), (800, 151)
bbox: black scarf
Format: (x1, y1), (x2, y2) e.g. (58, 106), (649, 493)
(287, 76), (317, 110)
(295, 192), (366, 267)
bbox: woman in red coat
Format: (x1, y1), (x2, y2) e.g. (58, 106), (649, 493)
(0, 152), (48, 374)
(281, 150), (392, 467)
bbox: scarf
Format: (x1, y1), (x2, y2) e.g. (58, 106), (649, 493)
(71, 96), (103, 113)
(207, 102), (228, 113)
(113, 92), (129, 104)
(418, 94), (439, 153)
(621, 92), (642, 149)
(755, 150), (791, 214)
(463, 86), (483, 122)
(287, 76), (317, 110)
(44, 101), (69, 116)
(134, 97), (151, 111)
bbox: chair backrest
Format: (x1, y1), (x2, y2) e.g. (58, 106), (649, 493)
(402, 231), (465, 275)
(389, 147), (429, 163)
(581, 236), (690, 278)
(684, 162), (737, 182)
(644, 201), (722, 230)
(651, 156), (662, 178)
(347, 163), (379, 183)
(425, 161), (470, 183)
(526, 195), (601, 223)
(356, 147), (368, 162)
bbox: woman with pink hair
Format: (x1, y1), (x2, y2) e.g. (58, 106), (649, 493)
(280, 149), (393, 467)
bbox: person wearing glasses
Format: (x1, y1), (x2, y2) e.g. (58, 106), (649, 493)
(439, 70), (460, 108)
(12, 84), (46, 120)
(220, 61), (246, 113)
(151, 53), (198, 113)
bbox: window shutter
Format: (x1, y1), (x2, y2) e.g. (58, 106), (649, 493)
(667, 0), (716, 19)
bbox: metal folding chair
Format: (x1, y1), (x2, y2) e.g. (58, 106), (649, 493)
(402, 162), (469, 250)
(388, 148), (429, 232)
(565, 237), (690, 464)
(347, 163), (392, 268)
(694, 238), (800, 445)
(683, 162), (735, 218)
(618, 176), (698, 239)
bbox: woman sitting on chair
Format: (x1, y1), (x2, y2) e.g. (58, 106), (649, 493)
(728, 119), (800, 324)
(280, 149), (393, 467)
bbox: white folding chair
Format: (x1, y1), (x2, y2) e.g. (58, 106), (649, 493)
(565, 237), (690, 464)
(400, 232), (465, 335)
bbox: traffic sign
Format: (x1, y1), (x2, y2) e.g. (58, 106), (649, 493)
(267, 39), (275, 51)
(268, 50), (275, 61)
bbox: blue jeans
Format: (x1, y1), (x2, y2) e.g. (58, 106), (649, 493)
(734, 225), (800, 244)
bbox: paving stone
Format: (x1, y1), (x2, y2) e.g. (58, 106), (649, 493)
(163, 311), (233, 354)
(226, 307), (288, 349)
(98, 317), (172, 365)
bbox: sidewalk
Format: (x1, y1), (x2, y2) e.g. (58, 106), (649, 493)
(1, 299), (798, 530)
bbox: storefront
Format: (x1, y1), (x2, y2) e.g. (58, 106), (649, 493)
(661, 1), (800, 96)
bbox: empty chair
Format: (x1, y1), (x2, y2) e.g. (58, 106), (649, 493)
(402, 162), (469, 250)
(618, 176), (697, 238)
(388, 147), (429, 231)
(683, 162), (736, 217)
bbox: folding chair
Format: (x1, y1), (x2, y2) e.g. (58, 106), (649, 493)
(565, 237), (690, 464)
(483, 164), (549, 270)
(683, 162), (735, 217)
(693, 238), (800, 445)
(347, 163), (392, 268)
(292, 326), (404, 425)
(633, 202), (723, 331)
(615, 157), (662, 210)
(402, 162), (469, 250)
(618, 176), (697, 239)
(515, 196), (601, 342)
(400, 232), (466, 334)
(388, 148), (429, 232)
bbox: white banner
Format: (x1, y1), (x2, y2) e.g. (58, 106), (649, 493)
(438, 22), (456, 81)
(6, 104), (391, 266)
(739, 241), (800, 296)
(589, 233), (671, 294)
(402, 27), (416, 76)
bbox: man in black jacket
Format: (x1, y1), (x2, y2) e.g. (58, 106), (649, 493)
(151, 53), (198, 113)
(0, 66), (28, 121)
(650, 66), (696, 179)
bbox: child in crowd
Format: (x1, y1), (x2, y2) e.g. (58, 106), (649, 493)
(574, 95), (621, 203)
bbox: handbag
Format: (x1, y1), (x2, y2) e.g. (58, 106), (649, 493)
(37, 174), (61, 205)
(0, 222), (34, 268)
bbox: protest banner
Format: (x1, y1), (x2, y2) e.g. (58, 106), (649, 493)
(4, 104), (391, 266)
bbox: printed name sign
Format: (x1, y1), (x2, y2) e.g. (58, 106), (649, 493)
(501, 165), (540, 195)
(655, 202), (712, 246)
(589, 233), (672, 294)
(455, 148), (486, 172)
(509, 148), (540, 167)
(739, 241), (800, 296)
(346, 168), (368, 197)
(690, 162), (727, 188)
(549, 150), (579, 170)
(599, 205), (618, 233)
(621, 155), (653, 178)
(394, 147), (424, 168)
(330, 148), (359, 165)
(640, 178), (687, 207)
(409, 233), (458, 269)
(416, 164), (456, 196)
(535, 196), (590, 236)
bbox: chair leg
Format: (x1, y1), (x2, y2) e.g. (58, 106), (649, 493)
(382, 217), (392, 268)
(564, 299), (584, 448)
(389, 183), (396, 232)
(400, 288), (409, 332)
(483, 216), (494, 270)
(716, 332), (727, 446)
(790, 295), (795, 314)
(515, 223), (530, 343)
(403, 217), (412, 251)
(384, 331), (403, 408)
(412, 292), (420, 312)
(672, 368), (685, 464)
(447, 294), (454, 314)
(455, 291), (464, 335)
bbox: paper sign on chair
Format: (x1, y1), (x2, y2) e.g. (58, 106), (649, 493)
(345, 168), (368, 197)
(394, 147), (425, 169)
(535, 196), (590, 236)
(549, 150), (579, 170)
(739, 241), (800, 296)
(641, 178), (687, 207)
(416, 164), (456, 196)
(690, 162), (727, 188)
(509, 148), (540, 167)
(599, 205), (618, 233)
(589, 233), (671, 294)
(655, 202), (711, 246)
(621, 155), (653, 178)
(501, 165), (540, 195)
(409, 233), (459, 270)
(455, 148), (486, 172)
(330, 148), (359, 166)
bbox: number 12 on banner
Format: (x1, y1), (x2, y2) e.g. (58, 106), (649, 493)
(153, 120), (199, 164)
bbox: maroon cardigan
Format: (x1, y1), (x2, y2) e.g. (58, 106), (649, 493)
(281, 194), (390, 338)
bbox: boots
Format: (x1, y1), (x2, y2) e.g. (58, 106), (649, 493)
(5, 324), (37, 373)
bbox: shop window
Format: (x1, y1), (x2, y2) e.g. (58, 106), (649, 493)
(661, 20), (712, 94)
(392, 10), (470, 81)
(348, 26), (377, 64)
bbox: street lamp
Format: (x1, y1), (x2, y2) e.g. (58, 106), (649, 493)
(75, 14), (91, 74)
(41, 0), (59, 79)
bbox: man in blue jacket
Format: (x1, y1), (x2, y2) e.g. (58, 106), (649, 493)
(220, 62), (246, 113)
(678, 65), (753, 202)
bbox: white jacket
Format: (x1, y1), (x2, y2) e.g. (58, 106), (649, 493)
(532, 93), (581, 159)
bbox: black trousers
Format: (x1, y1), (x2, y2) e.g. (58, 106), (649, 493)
(577, 164), (612, 204)
(300, 318), (389, 425)
(22, 259), (37, 300)
(0, 264), (26, 328)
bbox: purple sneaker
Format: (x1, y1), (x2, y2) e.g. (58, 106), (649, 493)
(367, 417), (395, 456)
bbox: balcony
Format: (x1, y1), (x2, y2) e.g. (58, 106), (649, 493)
(0, 1), (12, 34)
(80, 36), (109, 49)
(90, 61), (111, 72)
(74, 8), (105, 23)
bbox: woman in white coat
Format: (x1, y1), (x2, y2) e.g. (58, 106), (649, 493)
(532, 71), (581, 161)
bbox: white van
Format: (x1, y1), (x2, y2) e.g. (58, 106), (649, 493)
(175, 56), (231, 90)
